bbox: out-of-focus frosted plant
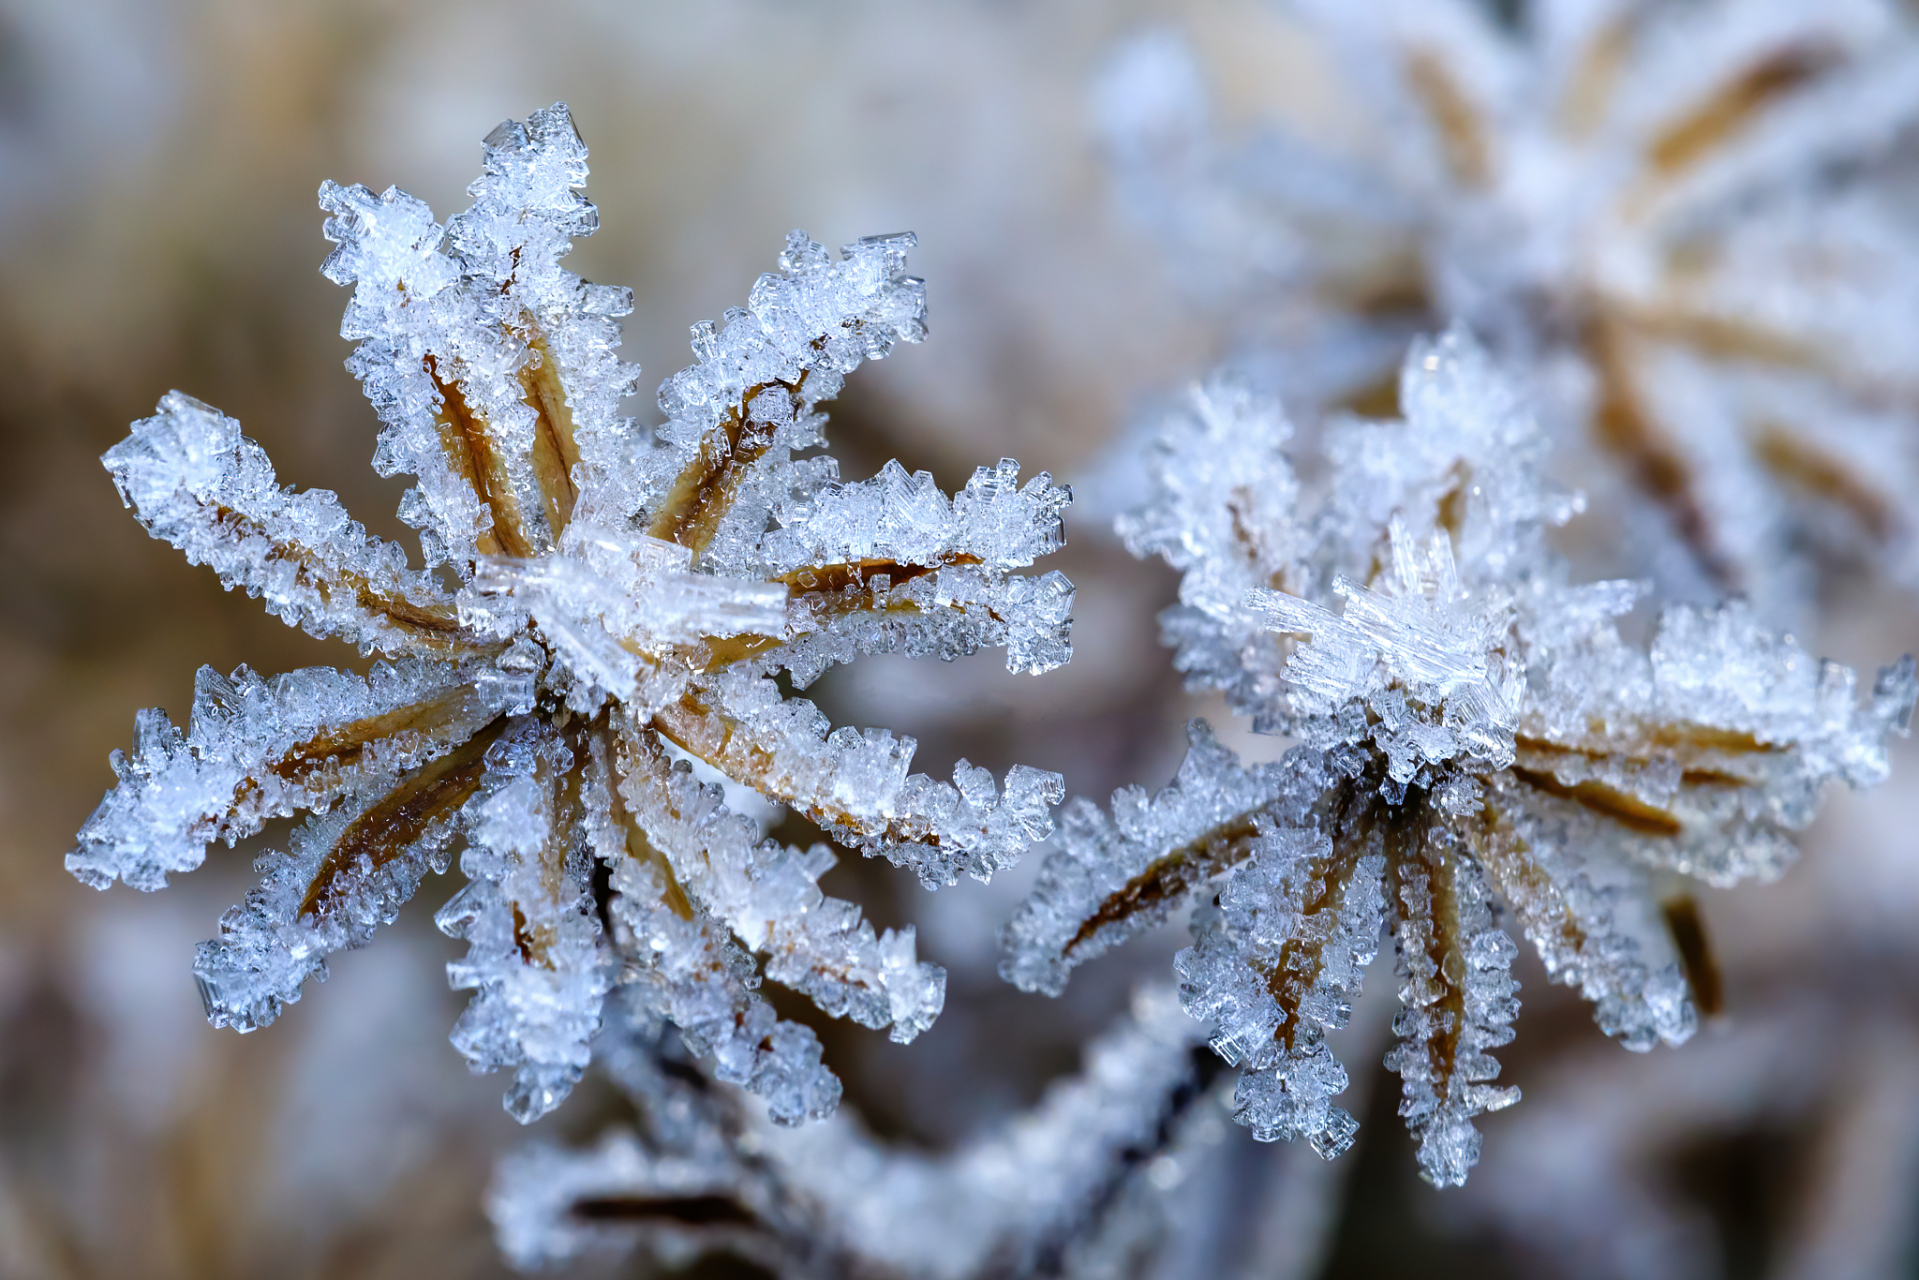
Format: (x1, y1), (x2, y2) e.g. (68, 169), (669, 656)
(67, 103), (1074, 1128)
(1000, 330), (1914, 1187)
(1098, 0), (1919, 621)
(487, 984), (1222, 1278)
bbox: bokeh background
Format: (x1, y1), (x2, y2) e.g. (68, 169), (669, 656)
(2, 2), (1916, 1277)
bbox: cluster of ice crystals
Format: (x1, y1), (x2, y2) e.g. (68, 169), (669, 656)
(1178, 829), (1386, 1161)
(1383, 834), (1521, 1187)
(654, 229), (923, 450)
(489, 983), (1217, 1279)
(1003, 330), (1913, 1186)
(999, 719), (1295, 998)
(71, 104), (1072, 1127)
(68, 658), (495, 893)
(1250, 519), (1524, 783)
(1101, 0), (1919, 623)
(435, 721), (612, 1122)
(99, 394), (463, 656)
(607, 852), (842, 1127)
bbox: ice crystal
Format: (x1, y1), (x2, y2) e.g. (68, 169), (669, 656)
(68, 103), (1072, 1126)
(489, 983), (1217, 1279)
(1099, 0), (1919, 621)
(1001, 330), (1914, 1186)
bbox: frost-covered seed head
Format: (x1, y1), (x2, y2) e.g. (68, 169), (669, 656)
(1003, 330), (1914, 1187)
(72, 103), (1075, 1131)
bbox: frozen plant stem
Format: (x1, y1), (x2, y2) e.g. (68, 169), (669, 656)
(489, 984), (1221, 1279)
(67, 103), (1073, 1127)
(1001, 331), (1915, 1187)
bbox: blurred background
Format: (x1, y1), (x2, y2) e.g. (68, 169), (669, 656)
(1, 2), (1916, 1277)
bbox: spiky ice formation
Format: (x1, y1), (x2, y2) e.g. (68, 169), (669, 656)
(1001, 330), (1914, 1186)
(1098, 0), (1919, 623)
(70, 103), (1073, 1127)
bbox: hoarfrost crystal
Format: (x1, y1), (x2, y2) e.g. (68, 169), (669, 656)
(1001, 330), (1914, 1186)
(69, 103), (1072, 1127)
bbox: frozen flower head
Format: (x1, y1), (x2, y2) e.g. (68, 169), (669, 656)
(69, 104), (1074, 1127)
(1100, 0), (1919, 621)
(1003, 331), (1914, 1187)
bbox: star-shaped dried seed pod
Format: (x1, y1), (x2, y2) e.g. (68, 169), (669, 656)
(69, 103), (1072, 1125)
(1099, 0), (1919, 622)
(1000, 331), (1913, 1186)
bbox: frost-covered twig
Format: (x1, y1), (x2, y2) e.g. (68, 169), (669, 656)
(488, 984), (1218, 1279)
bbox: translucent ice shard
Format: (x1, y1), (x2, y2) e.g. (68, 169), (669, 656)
(72, 104), (1073, 1128)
